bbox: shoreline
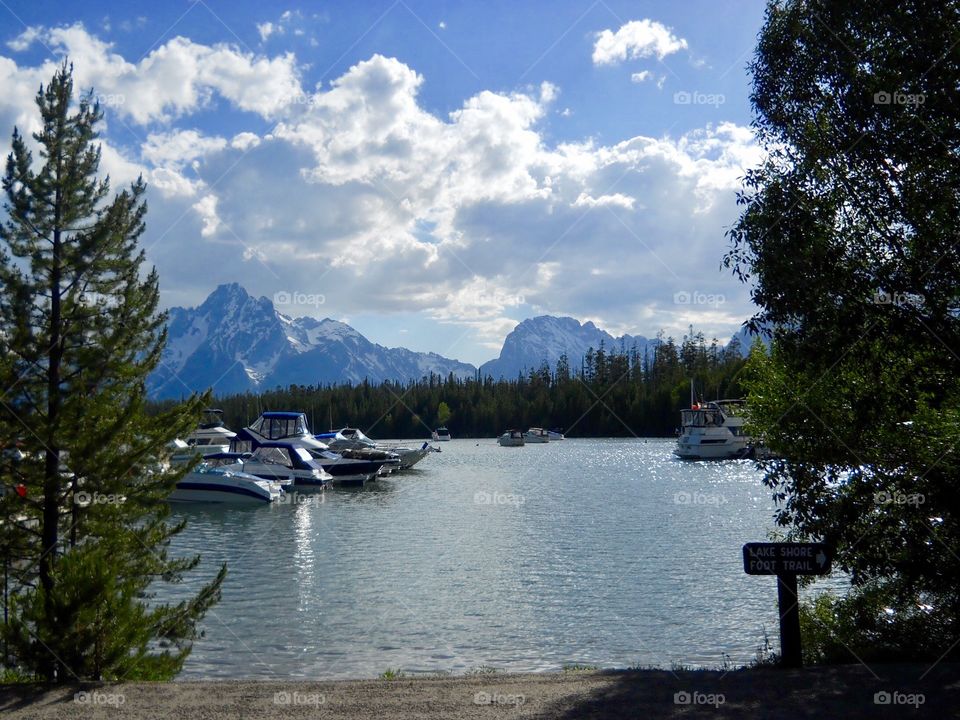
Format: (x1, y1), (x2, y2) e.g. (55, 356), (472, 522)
(2, 663), (957, 719)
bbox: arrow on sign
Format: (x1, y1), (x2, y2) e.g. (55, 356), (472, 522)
(816, 551), (827, 569)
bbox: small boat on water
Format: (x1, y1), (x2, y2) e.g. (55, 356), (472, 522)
(674, 382), (753, 460)
(498, 429), (525, 447)
(432, 427), (451, 442)
(233, 412), (400, 480)
(169, 465), (283, 504)
(524, 427), (550, 443)
(317, 427), (437, 470)
(170, 409), (237, 464)
(227, 442), (334, 489)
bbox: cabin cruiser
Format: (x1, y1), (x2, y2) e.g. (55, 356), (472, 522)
(170, 409), (237, 464)
(432, 427), (451, 441)
(317, 427), (436, 469)
(498, 429), (525, 447)
(524, 427), (550, 443)
(547, 429), (565, 441)
(169, 464), (283, 504)
(234, 412), (401, 480)
(674, 389), (753, 460)
(226, 442), (334, 489)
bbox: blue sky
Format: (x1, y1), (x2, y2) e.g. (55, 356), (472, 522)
(0, 0), (768, 365)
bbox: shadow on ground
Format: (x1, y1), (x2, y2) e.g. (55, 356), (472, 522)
(533, 664), (960, 719)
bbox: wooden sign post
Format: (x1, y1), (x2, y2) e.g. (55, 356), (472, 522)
(742, 542), (832, 667)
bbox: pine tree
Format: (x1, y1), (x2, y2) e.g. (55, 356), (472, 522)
(0, 62), (225, 681)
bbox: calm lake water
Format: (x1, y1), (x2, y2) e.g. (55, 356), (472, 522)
(165, 438), (839, 679)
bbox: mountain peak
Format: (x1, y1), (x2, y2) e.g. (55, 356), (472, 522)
(149, 285), (475, 399)
(480, 315), (651, 379)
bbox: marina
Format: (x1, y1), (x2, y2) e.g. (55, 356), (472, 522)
(161, 437), (845, 679)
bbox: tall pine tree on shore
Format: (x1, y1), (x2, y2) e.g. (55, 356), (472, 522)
(0, 62), (225, 681)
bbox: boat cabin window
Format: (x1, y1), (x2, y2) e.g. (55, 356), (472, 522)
(251, 415), (308, 440)
(252, 447), (291, 465)
(292, 447), (313, 463)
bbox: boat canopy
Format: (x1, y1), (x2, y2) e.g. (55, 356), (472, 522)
(248, 412), (310, 440)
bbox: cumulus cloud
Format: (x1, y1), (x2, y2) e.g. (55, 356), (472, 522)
(0, 24), (759, 361)
(593, 19), (688, 66)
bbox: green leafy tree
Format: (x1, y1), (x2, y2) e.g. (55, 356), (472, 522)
(436, 400), (451, 427)
(727, 0), (960, 660)
(0, 62), (225, 681)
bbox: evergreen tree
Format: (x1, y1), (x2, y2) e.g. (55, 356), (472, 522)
(0, 62), (225, 681)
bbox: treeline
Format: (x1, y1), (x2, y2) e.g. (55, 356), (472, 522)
(152, 332), (752, 439)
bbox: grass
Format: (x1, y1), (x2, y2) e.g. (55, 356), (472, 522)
(464, 665), (501, 676)
(561, 663), (599, 673)
(379, 668), (406, 680)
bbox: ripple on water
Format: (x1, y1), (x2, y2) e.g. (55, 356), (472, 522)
(163, 438), (845, 678)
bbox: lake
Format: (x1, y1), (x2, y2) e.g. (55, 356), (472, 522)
(166, 437), (839, 679)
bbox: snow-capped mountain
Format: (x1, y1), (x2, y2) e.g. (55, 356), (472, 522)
(148, 284), (476, 399)
(479, 315), (655, 379)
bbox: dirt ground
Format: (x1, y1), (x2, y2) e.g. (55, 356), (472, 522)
(2, 663), (957, 719)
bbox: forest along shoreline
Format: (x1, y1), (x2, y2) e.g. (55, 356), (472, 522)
(1, 664), (956, 719)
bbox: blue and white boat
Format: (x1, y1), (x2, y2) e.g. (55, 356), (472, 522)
(169, 465), (282, 504)
(234, 412), (400, 482)
(226, 442), (333, 489)
(316, 427), (436, 470)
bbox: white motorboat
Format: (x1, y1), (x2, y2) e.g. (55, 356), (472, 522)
(233, 412), (401, 480)
(432, 427), (451, 441)
(498, 429), (525, 447)
(673, 383), (752, 460)
(169, 465), (282, 504)
(170, 409), (237, 464)
(318, 427), (437, 469)
(547, 429), (565, 441)
(524, 427), (550, 443)
(228, 442), (334, 489)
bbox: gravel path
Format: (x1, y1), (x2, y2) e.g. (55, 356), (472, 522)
(2, 663), (957, 719)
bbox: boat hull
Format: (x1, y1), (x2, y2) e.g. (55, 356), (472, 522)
(169, 480), (277, 504)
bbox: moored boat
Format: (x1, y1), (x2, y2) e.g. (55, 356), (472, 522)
(169, 465), (282, 504)
(498, 429), (525, 447)
(233, 412), (401, 481)
(524, 427), (549, 443)
(432, 427), (451, 441)
(317, 427), (436, 470)
(673, 383), (753, 460)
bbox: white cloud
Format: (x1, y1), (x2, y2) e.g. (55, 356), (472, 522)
(192, 195), (221, 237)
(0, 25), (760, 361)
(593, 19), (688, 66)
(7, 26), (42, 52)
(631, 70), (652, 83)
(257, 22), (276, 41)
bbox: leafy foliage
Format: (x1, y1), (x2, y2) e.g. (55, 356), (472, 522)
(728, 0), (960, 660)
